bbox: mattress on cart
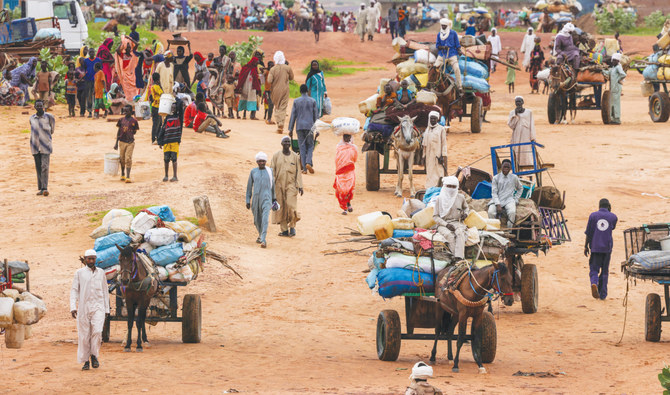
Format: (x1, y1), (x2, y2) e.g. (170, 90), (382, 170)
(628, 250), (670, 271)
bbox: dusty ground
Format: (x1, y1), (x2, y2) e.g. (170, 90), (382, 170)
(1, 30), (669, 394)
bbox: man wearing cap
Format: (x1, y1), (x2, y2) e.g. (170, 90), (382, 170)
(70, 249), (109, 371)
(405, 361), (443, 395)
(603, 53), (626, 124)
(246, 152), (277, 248)
(488, 159), (523, 228)
(508, 96), (536, 168)
(433, 18), (462, 90)
(272, 136), (303, 237)
(584, 199), (617, 300)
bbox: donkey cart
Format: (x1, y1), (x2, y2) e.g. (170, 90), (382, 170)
(376, 294), (497, 363)
(102, 283), (202, 344)
(621, 223), (670, 342)
(363, 130), (426, 192)
(547, 65), (613, 124)
(629, 60), (670, 123)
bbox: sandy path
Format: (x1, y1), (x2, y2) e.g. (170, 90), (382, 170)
(0, 30), (668, 394)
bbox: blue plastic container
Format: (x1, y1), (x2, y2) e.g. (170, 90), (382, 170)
(472, 181), (492, 199)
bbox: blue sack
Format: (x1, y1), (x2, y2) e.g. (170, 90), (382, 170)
(95, 246), (122, 269)
(422, 186), (442, 205)
(643, 65), (658, 80)
(378, 268), (435, 298)
(392, 229), (415, 238)
(150, 243), (184, 267)
(463, 75), (490, 93)
(457, 56), (489, 79)
(94, 232), (131, 252)
(147, 205), (176, 222)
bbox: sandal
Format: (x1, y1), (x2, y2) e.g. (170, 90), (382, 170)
(278, 231), (289, 237)
(260, 241), (267, 248)
(256, 237), (261, 244)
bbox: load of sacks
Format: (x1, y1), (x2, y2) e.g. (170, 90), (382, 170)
(0, 289), (47, 349)
(90, 205), (204, 284)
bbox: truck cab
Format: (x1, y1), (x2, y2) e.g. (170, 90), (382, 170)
(21, 0), (88, 53)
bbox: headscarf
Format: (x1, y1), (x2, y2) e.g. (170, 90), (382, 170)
(273, 51), (286, 65)
(109, 82), (119, 95)
(255, 151), (268, 161)
(527, 27), (533, 34)
(422, 111), (444, 146)
(84, 249), (97, 257)
(491, 27), (497, 33)
(410, 362), (433, 380)
(96, 38), (114, 59)
(437, 176), (459, 216)
(281, 135), (291, 143)
(439, 18), (451, 40)
(306, 60), (321, 83)
(164, 50), (174, 59)
(611, 52), (622, 61)
(236, 57), (262, 92)
(558, 22), (575, 37)
(514, 95), (523, 101)
(76, 46), (87, 68)
(194, 52), (205, 65)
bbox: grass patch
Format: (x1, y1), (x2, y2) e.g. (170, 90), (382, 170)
(86, 21), (159, 49)
(623, 26), (662, 36)
(497, 26), (530, 33)
(20, 129), (29, 134)
(183, 216), (199, 226)
(88, 204), (154, 223)
(302, 58), (375, 78)
(289, 80), (300, 98)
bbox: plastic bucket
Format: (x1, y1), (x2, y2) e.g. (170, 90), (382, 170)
(135, 101), (151, 120)
(661, 236), (670, 251)
(158, 94), (175, 116)
(104, 153), (120, 176)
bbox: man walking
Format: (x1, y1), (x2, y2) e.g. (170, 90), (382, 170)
(584, 199), (617, 300)
(487, 28), (502, 72)
(70, 249), (110, 370)
(508, 96), (536, 169)
(267, 51), (294, 133)
(288, 84), (319, 174)
(388, 4), (398, 39)
(30, 100), (55, 196)
(272, 136), (303, 237)
(246, 152), (277, 248)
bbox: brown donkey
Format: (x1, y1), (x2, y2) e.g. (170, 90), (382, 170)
(430, 261), (514, 373)
(116, 245), (158, 352)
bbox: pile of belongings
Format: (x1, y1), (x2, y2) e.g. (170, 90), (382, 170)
(94, 0), (155, 25)
(89, 205), (206, 286)
(533, 0), (581, 14)
(0, 288), (47, 349)
(640, 26), (670, 90)
(626, 250), (670, 274)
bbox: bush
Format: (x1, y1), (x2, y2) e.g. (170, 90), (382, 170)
(594, 8), (637, 34)
(37, 47), (68, 101)
(645, 11), (669, 30)
(218, 35), (263, 65)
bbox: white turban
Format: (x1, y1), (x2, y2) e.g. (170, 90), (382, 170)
(84, 249), (97, 257)
(491, 27), (497, 33)
(611, 52), (622, 61)
(273, 51), (286, 65)
(428, 110), (440, 120)
(281, 135), (291, 143)
(515, 95), (524, 101)
(560, 23), (575, 36)
(255, 151), (268, 162)
(439, 18), (450, 26)
(436, 176), (459, 217)
(410, 362), (433, 380)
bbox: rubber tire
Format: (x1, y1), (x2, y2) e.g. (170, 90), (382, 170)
(470, 96), (483, 133)
(102, 315), (110, 343)
(376, 309), (401, 361)
(601, 90), (611, 124)
(521, 264), (538, 314)
(649, 92), (670, 123)
(480, 311), (497, 364)
(366, 150), (380, 192)
(645, 293), (662, 342)
(182, 294), (202, 343)
(547, 92), (564, 124)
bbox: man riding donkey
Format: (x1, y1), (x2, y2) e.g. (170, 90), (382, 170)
(429, 18), (463, 95)
(553, 23), (581, 89)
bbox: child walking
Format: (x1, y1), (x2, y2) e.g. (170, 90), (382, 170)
(158, 99), (184, 182)
(223, 75), (237, 119)
(93, 63), (108, 118)
(36, 61), (52, 108)
(505, 51), (517, 94)
(65, 70), (78, 117)
(150, 72), (163, 144)
(114, 105), (139, 183)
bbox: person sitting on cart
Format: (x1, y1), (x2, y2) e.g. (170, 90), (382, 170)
(433, 176), (469, 260)
(405, 361), (443, 395)
(394, 79), (416, 109)
(376, 83), (397, 111)
(554, 23), (580, 74)
(488, 159), (523, 228)
(432, 18), (462, 92)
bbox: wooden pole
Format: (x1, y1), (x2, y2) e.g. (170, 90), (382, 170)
(192, 195), (216, 232)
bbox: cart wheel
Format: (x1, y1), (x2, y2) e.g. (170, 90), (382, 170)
(470, 96), (483, 133)
(601, 90), (611, 124)
(480, 311), (497, 363)
(521, 264), (538, 314)
(649, 92), (670, 123)
(547, 92), (564, 125)
(182, 294), (202, 343)
(376, 310), (401, 361)
(102, 315), (110, 343)
(645, 293), (662, 342)
(366, 150), (380, 192)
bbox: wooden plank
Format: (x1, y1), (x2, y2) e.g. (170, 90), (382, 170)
(192, 195), (216, 232)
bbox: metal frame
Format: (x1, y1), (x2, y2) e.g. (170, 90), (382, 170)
(539, 207), (571, 243)
(490, 141), (546, 177)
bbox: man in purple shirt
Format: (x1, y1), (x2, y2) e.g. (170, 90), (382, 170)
(584, 198), (618, 300)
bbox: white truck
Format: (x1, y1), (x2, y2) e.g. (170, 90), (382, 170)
(21, 0), (88, 53)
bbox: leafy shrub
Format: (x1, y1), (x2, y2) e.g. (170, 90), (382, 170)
(37, 48), (68, 101)
(218, 35), (263, 65)
(594, 8), (637, 34)
(645, 11), (669, 30)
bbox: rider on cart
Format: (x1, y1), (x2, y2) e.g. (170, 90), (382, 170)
(553, 22), (580, 83)
(430, 18), (463, 94)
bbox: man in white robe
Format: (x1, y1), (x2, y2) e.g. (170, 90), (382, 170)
(355, 3), (368, 42)
(508, 96), (536, 169)
(487, 28), (502, 72)
(366, 0), (380, 40)
(520, 27), (536, 70)
(432, 176), (470, 259)
(70, 249), (110, 370)
(422, 111), (448, 188)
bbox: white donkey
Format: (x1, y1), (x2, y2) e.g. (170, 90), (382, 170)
(392, 115), (422, 198)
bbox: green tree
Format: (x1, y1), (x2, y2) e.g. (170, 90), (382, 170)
(37, 47), (68, 101)
(645, 11), (669, 30)
(218, 35), (264, 65)
(594, 8), (637, 34)
(660, 364), (670, 395)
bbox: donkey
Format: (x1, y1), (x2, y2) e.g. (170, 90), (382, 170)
(391, 115), (422, 198)
(116, 245), (158, 352)
(430, 261), (514, 373)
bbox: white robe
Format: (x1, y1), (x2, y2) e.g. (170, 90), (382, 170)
(508, 109), (536, 168)
(520, 33), (537, 69)
(70, 266), (110, 364)
(487, 34), (502, 55)
(355, 9), (367, 36)
(367, 5), (380, 34)
(422, 124), (448, 188)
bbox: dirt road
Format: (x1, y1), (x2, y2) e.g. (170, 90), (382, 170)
(1, 31), (668, 394)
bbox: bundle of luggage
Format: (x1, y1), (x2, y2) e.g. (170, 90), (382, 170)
(90, 205), (205, 285)
(0, 289), (47, 349)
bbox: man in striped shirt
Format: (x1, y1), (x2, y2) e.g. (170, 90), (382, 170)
(29, 100), (55, 196)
